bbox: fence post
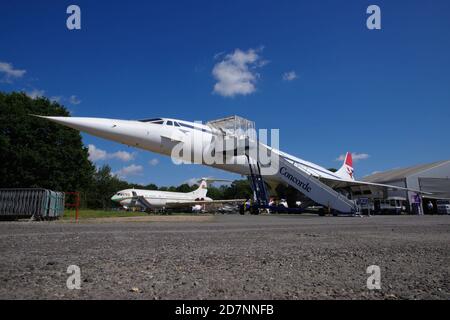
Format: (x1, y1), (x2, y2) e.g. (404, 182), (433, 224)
(65, 191), (80, 222)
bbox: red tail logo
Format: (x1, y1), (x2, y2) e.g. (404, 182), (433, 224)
(346, 166), (354, 179)
(345, 152), (353, 167)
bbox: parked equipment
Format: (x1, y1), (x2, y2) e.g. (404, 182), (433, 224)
(0, 188), (65, 220)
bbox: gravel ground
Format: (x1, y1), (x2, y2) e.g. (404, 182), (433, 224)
(0, 214), (448, 300)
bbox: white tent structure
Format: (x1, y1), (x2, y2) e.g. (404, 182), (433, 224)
(363, 160), (450, 214)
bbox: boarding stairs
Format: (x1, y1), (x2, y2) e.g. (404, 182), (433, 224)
(246, 154), (270, 207)
(272, 154), (357, 213)
(207, 116), (358, 214)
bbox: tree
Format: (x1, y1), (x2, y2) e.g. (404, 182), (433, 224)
(143, 183), (158, 190)
(176, 183), (194, 193)
(0, 92), (94, 191)
(223, 180), (253, 200)
(84, 165), (131, 209)
(205, 185), (224, 200)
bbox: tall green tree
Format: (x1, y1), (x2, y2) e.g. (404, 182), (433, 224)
(84, 165), (131, 209)
(223, 180), (253, 200)
(176, 183), (196, 193)
(0, 92), (94, 191)
(143, 183), (158, 190)
(205, 185), (224, 200)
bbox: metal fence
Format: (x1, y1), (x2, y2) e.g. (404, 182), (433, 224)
(0, 188), (65, 220)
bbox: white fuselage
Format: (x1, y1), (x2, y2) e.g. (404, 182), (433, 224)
(41, 115), (423, 214)
(112, 188), (212, 209)
(43, 116), (343, 182)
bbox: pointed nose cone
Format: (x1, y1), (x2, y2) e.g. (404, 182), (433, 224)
(34, 115), (139, 143)
(35, 116), (115, 133)
(34, 115), (163, 155)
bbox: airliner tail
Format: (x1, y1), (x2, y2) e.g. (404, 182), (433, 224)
(335, 152), (355, 181)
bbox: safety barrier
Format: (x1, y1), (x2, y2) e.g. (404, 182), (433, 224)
(0, 188), (65, 220)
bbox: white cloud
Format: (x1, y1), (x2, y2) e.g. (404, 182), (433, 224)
(0, 61), (26, 82)
(88, 144), (107, 161)
(213, 51), (225, 60)
(212, 48), (267, 97)
(183, 177), (231, 186)
(185, 177), (201, 186)
(148, 158), (159, 166)
(49, 95), (80, 105)
(50, 96), (61, 103)
(88, 144), (135, 162)
(69, 95), (81, 105)
(282, 71), (297, 81)
(112, 150), (135, 162)
(23, 90), (79, 105)
(336, 152), (370, 162)
(115, 164), (144, 178)
(26, 89), (45, 99)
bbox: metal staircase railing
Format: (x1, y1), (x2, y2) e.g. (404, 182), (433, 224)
(206, 115), (358, 214)
(246, 154), (269, 207)
(274, 156), (358, 213)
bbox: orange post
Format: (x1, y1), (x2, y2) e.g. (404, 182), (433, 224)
(75, 192), (79, 222)
(65, 192), (80, 222)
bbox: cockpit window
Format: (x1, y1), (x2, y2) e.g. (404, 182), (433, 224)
(174, 122), (180, 127)
(117, 192), (129, 197)
(166, 120), (173, 126)
(139, 118), (162, 123)
(179, 123), (194, 129)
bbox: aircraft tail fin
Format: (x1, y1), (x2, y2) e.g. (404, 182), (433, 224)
(191, 179), (208, 199)
(335, 152), (355, 181)
(190, 177), (231, 199)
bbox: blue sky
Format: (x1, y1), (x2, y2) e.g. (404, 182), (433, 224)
(1, 0), (449, 186)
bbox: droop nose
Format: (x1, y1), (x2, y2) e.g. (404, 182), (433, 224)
(34, 115), (163, 153)
(34, 116), (128, 135)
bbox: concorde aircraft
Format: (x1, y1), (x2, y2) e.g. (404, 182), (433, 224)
(111, 177), (242, 211)
(37, 115), (427, 213)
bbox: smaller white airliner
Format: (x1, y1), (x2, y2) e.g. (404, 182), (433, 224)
(111, 178), (243, 210)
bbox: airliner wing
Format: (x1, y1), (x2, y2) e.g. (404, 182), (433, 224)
(279, 153), (432, 195)
(319, 177), (432, 195)
(165, 199), (246, 207)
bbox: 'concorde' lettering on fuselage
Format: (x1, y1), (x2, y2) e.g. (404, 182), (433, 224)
(279, 167), (312, 193)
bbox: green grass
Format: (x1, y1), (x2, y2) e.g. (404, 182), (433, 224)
(62, 209), (148, 220)
(61, 209), (205, 220)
